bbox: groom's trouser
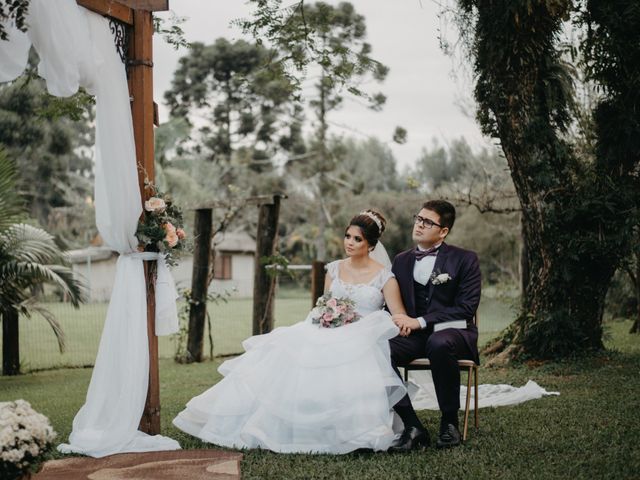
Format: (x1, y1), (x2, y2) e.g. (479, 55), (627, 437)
(390, 329), (475, 414)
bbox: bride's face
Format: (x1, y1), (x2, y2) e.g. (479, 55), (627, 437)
(344, 226), (369, 258)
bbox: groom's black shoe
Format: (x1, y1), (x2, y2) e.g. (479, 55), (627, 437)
(435, 423), (461, 449)
(388, 426), (430, 452)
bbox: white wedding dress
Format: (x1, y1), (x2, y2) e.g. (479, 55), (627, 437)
(173, 260), (406, 454)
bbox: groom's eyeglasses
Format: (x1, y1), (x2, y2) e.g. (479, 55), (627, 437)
(413, 214), (442, 229)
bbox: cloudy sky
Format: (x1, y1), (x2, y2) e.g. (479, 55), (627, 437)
(152, 0), (490, 171)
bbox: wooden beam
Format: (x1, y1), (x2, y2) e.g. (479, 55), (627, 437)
(117, 0), (169, 11)
(128, 9), (161, 436)
(187, 208), (213, 362)
(311, 261), (325, 308)
(252, 195), (284, 335)
(129, 10), (155, 202)
(76, 0), (133, 25)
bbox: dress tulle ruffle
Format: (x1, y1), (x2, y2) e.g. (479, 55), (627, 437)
(173, 309), (405, 454)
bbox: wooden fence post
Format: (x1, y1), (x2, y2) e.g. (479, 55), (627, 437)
(252, 195), (284, 335)
(311, 261), (326, 308)
(187, 208), (213, 362)
(2, 308), (20, 376)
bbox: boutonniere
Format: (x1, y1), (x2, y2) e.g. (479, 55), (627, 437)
(430, 269), (451, 285)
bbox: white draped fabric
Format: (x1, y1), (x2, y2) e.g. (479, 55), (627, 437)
(407, 371), (560, 411)
(0, 0), (179, 457)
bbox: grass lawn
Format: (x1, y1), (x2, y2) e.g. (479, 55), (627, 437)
(1, 320), (638, 479)
(1, 290), (515, 371)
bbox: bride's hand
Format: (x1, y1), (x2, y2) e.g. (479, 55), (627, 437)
(393, 314), (421, 336)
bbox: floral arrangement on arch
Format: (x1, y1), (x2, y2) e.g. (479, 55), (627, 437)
(0, 400), (56, 480)
(311, 294), (361, 328)
(136, 181), (187, 266)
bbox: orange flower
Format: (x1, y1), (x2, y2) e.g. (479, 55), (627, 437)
(164, 222), (179, 247)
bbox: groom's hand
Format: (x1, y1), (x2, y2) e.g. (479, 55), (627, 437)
(393, 314), (421, 336)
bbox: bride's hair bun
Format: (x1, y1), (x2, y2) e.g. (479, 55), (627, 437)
(347, 209), (386, 247)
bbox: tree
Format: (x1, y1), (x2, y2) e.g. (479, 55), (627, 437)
(164, 38), (304, 175)
(452, 0), (640, 360)
(335, 136), (400, 193)
(0, 76), (95, 247)
(606, 234), (640, 334)
(277, 2), (389, 261)
(280, 134), (402, 264)
(0, 0), (29, 40)
(0, 149), (83, 375)
(407, 138), (522, 287)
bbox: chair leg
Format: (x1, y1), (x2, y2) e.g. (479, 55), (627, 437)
(463, 366), (472, 441)
(474, 366), (479, 429)
(403, 367), (408, 383)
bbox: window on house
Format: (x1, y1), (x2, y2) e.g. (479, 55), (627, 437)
(213, 253), (232, 280)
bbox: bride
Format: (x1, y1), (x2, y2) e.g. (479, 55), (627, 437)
(173, 209), (409, 454)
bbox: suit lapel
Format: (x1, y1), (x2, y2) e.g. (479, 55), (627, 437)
(401, 250), (417, 315)
(427, 242), (449, 303)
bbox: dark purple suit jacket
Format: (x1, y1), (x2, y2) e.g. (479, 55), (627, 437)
(391, 242), (481, 363)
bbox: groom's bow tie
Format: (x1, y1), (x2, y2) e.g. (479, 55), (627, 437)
(415, 246), (439, 261)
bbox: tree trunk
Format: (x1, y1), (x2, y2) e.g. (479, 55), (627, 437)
(2, 307), (20, 375)
(520, 214), (529, 297)
(316, 182), (327, 262)
(187, 208), (213, 362)
(631, 251), (640, 334)
(315, 69), (329, 262)
(487, 129), (616, 359)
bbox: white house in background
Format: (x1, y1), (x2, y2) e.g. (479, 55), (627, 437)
(68, 230), (257, 302)
(171, 230), (257, 297)
(67, 246), (118, 302)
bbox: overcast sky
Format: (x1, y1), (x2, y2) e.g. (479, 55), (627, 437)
(152, 0), (490, 171)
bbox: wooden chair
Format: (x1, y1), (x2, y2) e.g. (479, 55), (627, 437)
(402, 314), (479, 441)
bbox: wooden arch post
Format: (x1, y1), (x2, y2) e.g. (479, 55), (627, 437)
(76, 0), (169, 435)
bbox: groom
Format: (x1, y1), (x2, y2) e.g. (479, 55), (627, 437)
(389, 200), (480, 451)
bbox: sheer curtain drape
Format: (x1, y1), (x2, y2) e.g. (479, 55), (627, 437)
(0, 0), (179, 457)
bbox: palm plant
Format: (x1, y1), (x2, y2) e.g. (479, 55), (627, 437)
(0, 148), (84, 375)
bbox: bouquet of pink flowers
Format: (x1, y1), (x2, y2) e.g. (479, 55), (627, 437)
(311, 293), (361, 328)
(136, 180), (187, 266)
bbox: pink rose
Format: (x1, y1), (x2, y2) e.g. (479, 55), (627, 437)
(322, 312), (333, 322)
(163, 222), (179, 247)
(327, 298), (338, 309)
(144, 196), (166, 212)
(176, 228), (186, 240)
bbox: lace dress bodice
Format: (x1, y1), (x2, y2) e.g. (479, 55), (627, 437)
(326, 260), (394, 317)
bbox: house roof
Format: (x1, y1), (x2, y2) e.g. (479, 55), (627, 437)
(214, 231), (256, 254)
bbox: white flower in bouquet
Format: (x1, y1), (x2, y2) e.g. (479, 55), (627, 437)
(0, 400), (56, 480)
(144, 196), (166, 213)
